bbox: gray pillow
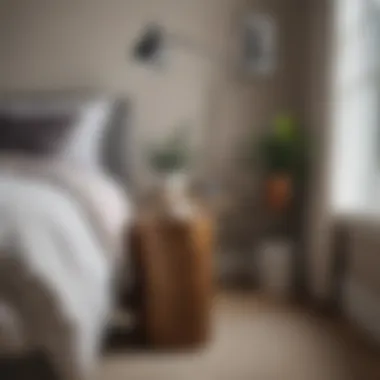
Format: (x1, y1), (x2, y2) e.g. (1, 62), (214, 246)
(0, 114), (73, 155)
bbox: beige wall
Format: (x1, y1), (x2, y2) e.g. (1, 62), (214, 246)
(0, 0), (311, 189)
(305, 0), (334, 300)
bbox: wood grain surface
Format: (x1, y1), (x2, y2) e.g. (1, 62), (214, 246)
(131, 210), (214, 348)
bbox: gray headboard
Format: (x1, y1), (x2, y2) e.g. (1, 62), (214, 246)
(0, 91), (131, 186)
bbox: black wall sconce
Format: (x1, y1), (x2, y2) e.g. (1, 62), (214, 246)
(132, 24), (165, 65)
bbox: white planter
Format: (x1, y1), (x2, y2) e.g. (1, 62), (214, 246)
(257, 239), (293, 298)
(161, 172), (193, 219)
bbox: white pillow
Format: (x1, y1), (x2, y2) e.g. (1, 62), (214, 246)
(60, 99), (114, 169)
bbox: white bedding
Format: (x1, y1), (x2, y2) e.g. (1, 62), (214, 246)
(0, 156), (133, 380)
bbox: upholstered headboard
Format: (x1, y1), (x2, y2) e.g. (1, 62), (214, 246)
(0, 91), (131, 186)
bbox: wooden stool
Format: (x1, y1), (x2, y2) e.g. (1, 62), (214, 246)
(131, 210), (214, 348)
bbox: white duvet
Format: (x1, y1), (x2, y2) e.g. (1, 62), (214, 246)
(0, 156), (133, 380)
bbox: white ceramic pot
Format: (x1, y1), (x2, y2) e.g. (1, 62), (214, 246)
(161, 172), (193, 219)
(257, 239), (294, 298)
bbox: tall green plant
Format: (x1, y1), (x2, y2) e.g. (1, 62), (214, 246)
(247, 113), (307, 179)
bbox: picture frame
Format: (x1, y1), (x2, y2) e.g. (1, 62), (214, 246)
(242, 13), (276, 76)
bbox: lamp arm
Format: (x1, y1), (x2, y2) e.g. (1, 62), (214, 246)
(165, 31), (237, 76)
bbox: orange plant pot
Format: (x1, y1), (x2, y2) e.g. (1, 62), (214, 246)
(265, 174), (293, 213)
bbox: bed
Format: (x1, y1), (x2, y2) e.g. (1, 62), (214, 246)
(0, 92), (133, 380)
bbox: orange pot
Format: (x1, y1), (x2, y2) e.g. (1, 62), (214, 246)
(265, 174), (293, 213)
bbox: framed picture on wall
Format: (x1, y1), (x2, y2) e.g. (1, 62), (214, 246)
(242, 13), (276, 76)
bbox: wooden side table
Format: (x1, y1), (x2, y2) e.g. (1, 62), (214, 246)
(131, 209), (214, 348)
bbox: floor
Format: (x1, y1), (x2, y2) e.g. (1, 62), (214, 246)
(98, 292), (380, 380)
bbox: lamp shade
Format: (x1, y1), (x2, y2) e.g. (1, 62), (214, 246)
(132, 24), (164, 63)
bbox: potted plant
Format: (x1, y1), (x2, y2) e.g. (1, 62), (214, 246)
(263, 114), (306, 212)
(249, 113), (306, 213)
(147, 127), (191, 214)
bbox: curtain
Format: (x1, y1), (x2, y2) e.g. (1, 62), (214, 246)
(330, 0), (380, 213)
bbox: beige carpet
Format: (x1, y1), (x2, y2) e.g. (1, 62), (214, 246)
(98, 293), (379, 380)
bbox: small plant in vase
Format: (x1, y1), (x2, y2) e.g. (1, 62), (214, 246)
(148, 127), (191, 216)
(248, 113), (307, 213)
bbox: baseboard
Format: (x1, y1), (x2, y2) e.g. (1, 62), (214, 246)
(343, 278), (380, 345)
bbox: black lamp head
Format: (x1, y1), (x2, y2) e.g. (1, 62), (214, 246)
(132, 24), (164, 64)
